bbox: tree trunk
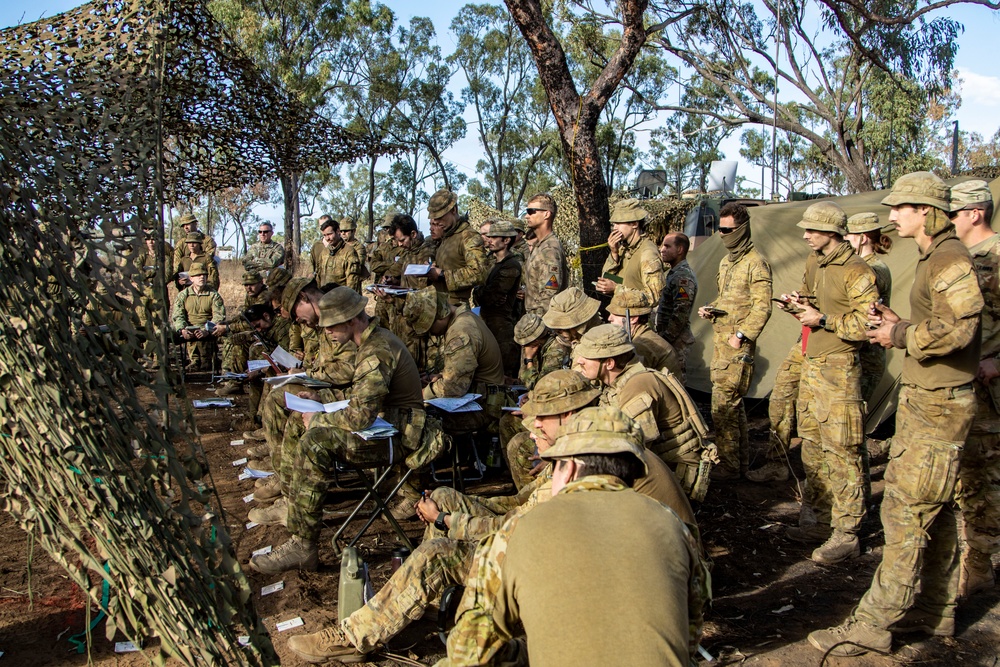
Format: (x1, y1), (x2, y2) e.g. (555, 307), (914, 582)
(279, 171), (300, 271)
(367, 154), (378, 243)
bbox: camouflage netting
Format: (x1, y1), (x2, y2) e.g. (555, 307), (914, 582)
(0, 1), (385, 664)
(465, 187), (696, 287)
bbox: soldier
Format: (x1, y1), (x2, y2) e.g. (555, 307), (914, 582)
(474, 220), (523, 375)
(249, 287), (426, 574)
(238, 303), (293, 436)
(510, 217), (529, 264)
(698, 202), (772, 480)
(425, 190), (489, 307)
(540, 286), (603, 350)
(214, 271), (271, 396)
(606, 288), (681, 377)
(655, 232), (698, 380)
(809, 172), (982, 656)
(574, 324), (715, 499)
(774, 202), (878, 564)
(312, 217), (363, 291)
(439, 406), (707, 667)
(522, 193), (568, 316)
(948, 180), (999, 598)
(595, 199), (665, 305)
(171, 262), (225, 371)
(172, 212), (216, 264)
(242, 222), (285, 273)
(133, 226), (174, 330)
(368, 212), (398, 286)
(338, 216), (368, 274)
(513, 312), (570, 391)
(176, 231), (220, 290)
(380, 214), (437, 366)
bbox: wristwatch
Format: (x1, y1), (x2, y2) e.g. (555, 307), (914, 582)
(818, 315), (828, 330)
(434, 512), (449, 532)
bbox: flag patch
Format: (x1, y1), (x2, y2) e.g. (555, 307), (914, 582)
(545, 275), (560, 289)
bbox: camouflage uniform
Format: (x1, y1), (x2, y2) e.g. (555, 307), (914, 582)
(860, 254), (892, 402)
(242, 239), (285, 273)
(435, 220), (489, 307)
(630, 322), (681, 378)
(473, 251), (522, 376)
(313, 237), (364, 292)
(132, 240), (174, 329)
(382, 236), (437, 362)
(171, 275), (225, 368)
(522, 231), (568, 317)
(601, 234), (665, 306)
(766, 342), (804, 461)
(220, 275), (271, 373)
(246, 314), (293, 422)
(172, 229), (216, 264)
(176, 251), (220, 290)
(655, 257), (698, 380)
(707, 222), (772, 475)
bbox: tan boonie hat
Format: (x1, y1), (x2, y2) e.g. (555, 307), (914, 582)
(427, 189), (458, 219)
(280, 277), (315, 315)
(318, 286), (368, 326)
(574, 323), (635, 360)
(242, 271), (263, 286)
(531, 369), (602, 417)
(177, 213), (198, 227)
(187, 262), (209, 277)
(382, 210), (398, 228)
(950, 180), (993, 212)
(339, 216), (356, 231)
(542, 287), (601, 330)
(846, 212), (882, 235)
(404, 286), (450, 335)
(796, 201), (848, 235)
(609, 199), (647, 224)
(541, 406), (648, 475)
(881, 171), (950, 211)
(512, 218), (526, 233)
(184, 231), (205, 243)
(607, 288), (653, 316)
(266, 267), (292, 289)
(487, 220), (517, 238)
(514, 313), (546, 345)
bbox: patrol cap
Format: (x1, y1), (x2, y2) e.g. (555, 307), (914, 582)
(514, 313), (546, 345)
(280, 277), (316, 315)
(881, 171), (950, 211)
(531, 369), (602, 417)
(187, 262), (209, 277)
(266, 267), (292, 289)
(177, 213), (199, 227)
(427, 189), (459, 219)
(242, 271), (263, 286)
(609, 199), (647, 224)
(512, 218), (526, 233)
(606, 288), (653, 316)
(796, 201), (848, 235)
(542, 287), (601, 330)
(950, 180), (993, 212)
(184, 231), (205, 244)
(382, 210), (398, 228)
(486, 220), (517, 238)
(541, 406), (648, 475)
(339, 216), (357, 231)
(574, 323), (635, 360)
(403, 286), (450, 335)
(846, 212), (882, 235)
(318, 286), (368, 326)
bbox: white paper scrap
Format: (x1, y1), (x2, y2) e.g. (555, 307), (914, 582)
(193, 399), (234, 409)
(232, 457), (248, 467)
(276, 617), (304, 632)
(230, 439), (245, 446)
(244, 467), (274, 478)
(284, 392), (349, 414)
(771, 604), (794, 614)
(115, 641), (140, 653)
(261, 581), (285, 596)
(252, 545), (272, 557)
(242, 493), (255, 504)
(238, 471), (252, 481)
(403, 263), (432, 276)
(270, 345), (302, 369)
(237, 636), (251, 647)
(246, 521), (259, 530)
(425, 393), (482, 413)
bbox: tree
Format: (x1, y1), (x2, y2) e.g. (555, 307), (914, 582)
(211, 182), (274, 254)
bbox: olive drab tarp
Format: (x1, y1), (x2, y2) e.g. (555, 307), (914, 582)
(686, 177), (1000, 431)
(0, 1), (389, 665)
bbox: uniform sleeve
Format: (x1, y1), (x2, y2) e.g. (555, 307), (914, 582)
(211, 292), (226, 323)
(269, 243), (286, 270)
(241, 246), (256, 271)
(314, 350), (391, 431)
(903, 260), (984, 360)
(476, 261), (521, 308)
(208, 262), (221, 290)
(827, 265), (877, 342)
(288, 323), (304, 355)
(424, 328), (477, 398)
(636, 245), (665, 305)
(311, 339), (357, 386)
(740, 258), (773, 341)
(344, 247), (363, 292)
(443, 233), (489, 291)
(171, 292), (188, 330)
(656, 271), (697, 342)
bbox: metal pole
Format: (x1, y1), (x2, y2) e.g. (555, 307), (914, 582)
(951, 120), (960, 176)
(771, 0), (781, 200)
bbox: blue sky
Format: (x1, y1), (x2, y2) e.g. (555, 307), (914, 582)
(3, 0), (999, 224)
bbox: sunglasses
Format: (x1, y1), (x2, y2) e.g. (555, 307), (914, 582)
(525, 208), (548, 215)
(719, 226), (737, 234)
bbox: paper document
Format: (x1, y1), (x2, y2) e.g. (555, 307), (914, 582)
(265, 372), (331, 389)
(193, 399), (233, 408)
(365, 284), (414, 296)
(425, 393), (482, 413)
(214, 372), (247, 381)
(247, 360), (270, 371)
(403, 263), (432, 276)
(270, 345), (302, 369)
(284, 392), (349, 414)
(354, 417), (398, 441)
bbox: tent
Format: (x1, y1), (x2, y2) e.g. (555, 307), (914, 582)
(685, 176), (1000, 430)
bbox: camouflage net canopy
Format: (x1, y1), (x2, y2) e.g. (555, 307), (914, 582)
(466, 187), (696, 288)
(0, 1), (384, 665)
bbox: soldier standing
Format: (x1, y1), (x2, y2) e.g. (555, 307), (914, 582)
(312, 217), (363, 291)
(474, 220), (523, 376)
(176, 232), (220, 290)
(698, 203), (772, 480)
(522, 193), (568, 317)
(655, 232), (698, 380)
(338, 216), (368, 273)
(172, 212), (216, 264)
(425, 190), (489, 307)
(809, 172), (982, 656)
(380, 214), (437, 364)
(242, 222), (285, 273)
(845, 212), (893, 402)
(595, 199), (665, 305)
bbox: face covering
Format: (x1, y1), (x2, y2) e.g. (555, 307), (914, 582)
(721, 221), (752, 261)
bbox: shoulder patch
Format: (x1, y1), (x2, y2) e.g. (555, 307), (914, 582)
(544, 275), (560, 290)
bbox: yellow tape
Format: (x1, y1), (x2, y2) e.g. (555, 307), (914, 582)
(578, 242), (609, 252)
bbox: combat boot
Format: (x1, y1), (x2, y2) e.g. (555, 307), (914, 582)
(248, 456), (273, 472)
(287, 625), (368, 664)
(785, 523), (831, 544)
(254, 477), (282, 502)
(745, 461), (789, 483)
(811, 530), (860, 564)
(799, 503), (818, 526)
(891, 608), (955, 637)
(807, 618), (891, 657)
(248, 498), (287, 526)
(249, 536), (318, 574)
(246, 443), (270, 458)
(243, 428), (267, 442)
(215, 381), (243, 396)
(958, 548), (996, 599)
(709, 465), (740, 481)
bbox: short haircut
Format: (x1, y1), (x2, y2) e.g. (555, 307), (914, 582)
(528, 193), (558, 218)
(558, 452), (646, 487)
(320, 218), (338, 233)
(244, 303), (275, 322)
(258, 223), (273, 232)
(665, 232), (690, 255)
(390, 214), (419, 237)
(609, 350), (635, 368)
(719, 202), (750, 226)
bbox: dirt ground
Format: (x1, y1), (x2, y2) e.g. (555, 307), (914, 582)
(1, 379), (999, 666)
